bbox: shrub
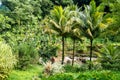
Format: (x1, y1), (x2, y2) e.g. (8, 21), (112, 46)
(98, 44), (120, 70)
(42, 73), (74, 80)
(63, 62), (102, 72)
(42, 62), (53, 76)
(42, 62), (64, 76)
(63, 64), (80, 73)
(16, 41), (39, 70)
(63, 63), (89, 72)
(51, 62), (64, 74)
(41, 70), (120, 80)
(92, 62), (103, 70)
(76, 70), (115, 80)
(39, 43), (58, 62)
(0, 41), (16, 80)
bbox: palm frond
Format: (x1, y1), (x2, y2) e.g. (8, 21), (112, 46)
(50, 20), (61, 30)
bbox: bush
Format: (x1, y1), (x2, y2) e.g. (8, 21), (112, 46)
(42, 62), (64, 76)
(76, 70), (113, 80)
(63, 63), (89, 73)
(42, 73), (74, 80)
(63, 62), (102, 72)
(92, 62), (103, 70)
(0, 41), (16, 80)
(101, 60), (120, 70)
(98, 44), (120, 70)
(63, 64), (81, 73)
(16, 41), (39, 70)
(41, 70), (120, 80)
(39, 43), (58, 62)
(76, 70), (120, 80)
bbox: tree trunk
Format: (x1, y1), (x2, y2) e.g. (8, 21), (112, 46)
(61, 36), (65, 64)
(89, 39), (93, 70)
(72, 39), (75, 66)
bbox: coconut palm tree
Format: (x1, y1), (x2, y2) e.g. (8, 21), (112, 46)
(69, 16), (83, 66)
(70, 28), (83, 66)
(62, 5), (84, 66)
(46, 6), (74, 64)
(77, 0), (113, 69)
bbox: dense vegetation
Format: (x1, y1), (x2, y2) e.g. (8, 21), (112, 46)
(0, 0), (120, 80)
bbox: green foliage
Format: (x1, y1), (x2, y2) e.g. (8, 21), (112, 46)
(78, 0), (113, 40)
(0, 14), (13, 33)
(39, 42), (58, 62)
(41, 70), (120, 80)
(72, 0), (113, 69)
(98, 43), (120, 70)
(49, 6), (70, 36)
(1, 0), (53, 20)
(6, 64), (120, 80)
(95, 0), (120, 42)
(42, 73), (74, 80)
(40, 0), (53, 18)
(63, 64), (82, 73)
(42, 62), (64, 77)
(0, 1), (120, 79)
(16, 41), (39, 70)
(0, 41), (16, 80)
(76, 70), (115, 80)
(63, 62), (103, 72)
(50, 0), (73, 7)
(7, 65), (43, 80)
(63, 63), (99, 73)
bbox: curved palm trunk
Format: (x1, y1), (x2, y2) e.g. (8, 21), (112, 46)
(89, 39), (93, 70)
(61, 36), (65, 64)
(72, 39), (75, 66)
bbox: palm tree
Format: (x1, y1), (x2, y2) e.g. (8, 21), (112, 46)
(69, 15), (83, 66)
(77, 0), (113, 69)
(70, 28), (83, 66)
(64, 5), (83, 66)
(46, 6), (73, 64)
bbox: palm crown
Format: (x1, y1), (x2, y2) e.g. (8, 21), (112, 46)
(78, 0), (113, 40)
(49, 6), (72, 37)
